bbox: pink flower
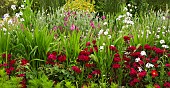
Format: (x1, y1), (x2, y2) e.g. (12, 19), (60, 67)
(90, 21), (95, 29)
(102, 16), (106, 20)
(167, 72), (170, 76)
(86, 42), (91, 46)
(48, 53), (57, 60)
(164, 82), (170, 87)
(166, 63), (170, 67)
(72, 66), (81, 74)
(70, 24), (76, 30)
(92, 70), (101, 75)
(88, 74), (93, 79)
(154, 84), (161, 88)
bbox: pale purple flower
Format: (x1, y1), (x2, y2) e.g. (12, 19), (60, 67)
(70, 24), (76, 30)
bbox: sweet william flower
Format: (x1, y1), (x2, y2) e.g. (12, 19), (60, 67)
(123, 36), (130, 41)
(88, 74), (93, 79)
(57, 55), (66, 62)
(72, 66), (81, 74)
(151, 70), (158, 78)
(91, 70), (101, 75)
(112, 64), (121, 69)
(166, 63), (170, 67)
(21, 59), (29, 66)
(154, 84), (161, 88)
(164, 82), (170, 87)
(130, 68), (137, 76)
(144, 44), (151, 50)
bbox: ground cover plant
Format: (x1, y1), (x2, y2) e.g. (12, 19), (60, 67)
(0, 0), (170, 88)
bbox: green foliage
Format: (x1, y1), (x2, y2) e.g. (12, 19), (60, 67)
(64, 0), (95, 12)
(0, 68), (22, 88)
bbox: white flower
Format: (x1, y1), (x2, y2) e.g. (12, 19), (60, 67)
(130, 9), (132, 12)
(15, 13), (20, 18)
(21, 5), (24, 8)
(126, 12), (132, 17)
(19, 12), (23, 16)
(140, 51), (146, 56)
(162, 32), (165, 35)
(98, 29), (104, 35)
(100, 46), (104, 50)
(3, 13), (10, 20)
(162, 16), (166, 20)
(156, 35), (160, 39)
(160, 40), (165, 44)
(11, 5), (16, 10)
(103, 22), (107, 25)
(20, 18), (25, 22)
(104, 30), (108, 35)
(8, 19), (13, 24)
(124, 52), (130, 55)
(135, 6), (137, 9)
(127, 4), (131, 7)
(157, 27), (161, 30)
(138, 67), (143, 72)
(135, 57), (140, 62)
(162, 45), (169, 48)
(103, 43), (105, 46)
(123, 7), (128, 11)
(2, 27), (7, 31)
(146, 63), (154, 68)
(163, 26), (166, 29)
(108, 35), (111, 39)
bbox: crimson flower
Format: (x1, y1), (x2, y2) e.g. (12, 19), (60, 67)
(92, 40), (96, 45)
(151, 70), (158, 78)
(21, 59), (28, 66)
(91, 70), (101, 75)
(113, 57), (121, 62)
(86, 42), (91, 46)
(164, 82), (170, 87)
(72, 66), (81, 74)
(166, 63), (170, 67)
(48, 53), (57, 60)
(138, 71), (147, 78)
(130, 68), (137, 76)
(154, 84), (160, 88)
(57, 55), (66, 62)
(167, 72), (170, 76)
(144, 44), (151, 50)
(88, 74), (93, 79)
(112, 64), (121, 69)
(123, 36), (130, 41)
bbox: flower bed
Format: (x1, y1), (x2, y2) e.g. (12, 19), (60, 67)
(0, 1), (170, 88)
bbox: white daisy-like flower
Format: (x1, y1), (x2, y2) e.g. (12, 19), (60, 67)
(138, 67), (143, 72)
(127, 4), (131, 7)
(21, 5), (24, 8)
(103, 22), (107, 25)
(108, 35), (111, 39)
(100, 46), (104, 50)
(130, 9), (132, 12)
(126, 12), (132, 17)
(160, 40), (165, 44)
(162, 45), (169, 48)
(140, 51), (146, 56)
(135, 57), (140, 62)
(11, 5), (16, 10)
(146, 63), (154, 68)
(104, 30), (108, 35)
(98, 29), (104, 35)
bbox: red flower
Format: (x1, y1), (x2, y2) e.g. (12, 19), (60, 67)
(17, 74), (25, 77)
(112, 64), (121, 69)
(165, 64), (170, 67)
(72, 66), (81, 74)
(86, 42), (91, 46)
(5, 68), (11, 75)
(123, 36), (130, 41)
(109, 45), (118, 52)
(78, 55), (90, 62)
(130, 52), (140, 57)
(113, 57), (121, 62)
(151, 70), (158, 78)
(164, 82), (170, 87)
(144, 44), (151, 50)
(10, 59), (16, 65)
(92, 40), (96, 45)
(92, 70), (101, 75)
(57, 55), (66, 62)
(1, 53), (12, 60)
(114, 53), (120, 57)
(127, 46), (136, 52)
(21, 59), (28, 66)
(85, 63), (95, 68)
(20, 79), (27, 88)
(88, 74), (93, 79)
(123, 56), (131, 62)
(167, 72), (170, 76)
(48, 53), (57, 60)
(130, 68), (137, 76)
(154, 84), (160, 88)
(138, 71), (147, 78)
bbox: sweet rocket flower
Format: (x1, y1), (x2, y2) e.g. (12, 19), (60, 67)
(21, 59), (28, 66)
(72, 66), (81, 74)
(112, 64), (121, 69)
(57, 55), (66, 62)
(70, 24), (76, 30)
(102, 15), (106, 20)
(151, 70), (158, 78)
(90, 21), (95, 28)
